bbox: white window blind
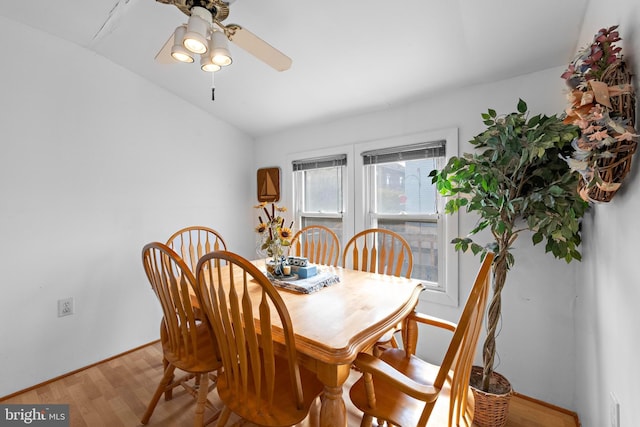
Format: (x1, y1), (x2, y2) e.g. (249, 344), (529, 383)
(292, 154), (347, 171)
(361, 141), (446, 165)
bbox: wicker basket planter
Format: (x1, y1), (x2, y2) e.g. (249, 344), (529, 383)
(470, 366), (513, 427)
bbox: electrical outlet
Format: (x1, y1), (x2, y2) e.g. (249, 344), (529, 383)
(58, 297), (74, 317)
(610, 392), (620, 427)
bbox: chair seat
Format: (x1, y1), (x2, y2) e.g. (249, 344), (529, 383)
(350, 348), (474, 427)
(160, 319), (220, 374)
(217, 352), (324, 427)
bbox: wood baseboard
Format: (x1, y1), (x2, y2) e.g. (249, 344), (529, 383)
(0, 340), (160, 401)
(1, 341), (581, 427)
(512, 391), (581, 427)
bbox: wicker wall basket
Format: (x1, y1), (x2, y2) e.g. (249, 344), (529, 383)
(470, 366), (513, 427)
(580, 59), (637, 203)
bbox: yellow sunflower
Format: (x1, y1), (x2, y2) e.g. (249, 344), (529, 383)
(279, 227), (292, 240)
(255, 223), (267, 233)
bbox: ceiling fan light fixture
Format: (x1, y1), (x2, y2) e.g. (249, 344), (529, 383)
(183, 6), (212, 54)
(211, 30), (233, 67)
(170, 25), (194, 63)
(200, 54), (221, 72)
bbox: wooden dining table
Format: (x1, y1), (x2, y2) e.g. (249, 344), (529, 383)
(244, 260), (424, 427)
(191, 258), (423, 426)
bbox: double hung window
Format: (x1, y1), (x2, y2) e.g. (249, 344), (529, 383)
(292, 154), (347, 242)
(361, 141), (445, 288)
(290, 128), (458, 305)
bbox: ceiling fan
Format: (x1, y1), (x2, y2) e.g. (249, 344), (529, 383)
(154, 0), (292, 75)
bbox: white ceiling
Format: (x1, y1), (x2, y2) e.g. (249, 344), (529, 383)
(0, 0), (589, 137)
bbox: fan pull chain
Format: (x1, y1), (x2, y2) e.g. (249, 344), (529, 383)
(211, 72), (215, 101)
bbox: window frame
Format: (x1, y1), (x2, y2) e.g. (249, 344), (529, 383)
(354, 129), (459, 306)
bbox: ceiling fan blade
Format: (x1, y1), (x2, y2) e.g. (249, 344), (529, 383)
(155, 32), (176, 64)
(226, 24), (292, 71)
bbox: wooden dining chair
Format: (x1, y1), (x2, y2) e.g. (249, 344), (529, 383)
(343, 228), (414, 350)
(290, 224), (341, 266)
(141, 242), (222, 427)
(342, 228), (413, 278)
(166, 226), (227, 273)
(349, 252), (494, 427)
(195, 250), (325, 427)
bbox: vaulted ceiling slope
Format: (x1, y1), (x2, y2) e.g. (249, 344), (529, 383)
(0, 0), (588, 137)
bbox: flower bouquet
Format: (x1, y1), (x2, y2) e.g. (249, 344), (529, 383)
(561, 25), (637, 203)
(255, 202), (293, 275)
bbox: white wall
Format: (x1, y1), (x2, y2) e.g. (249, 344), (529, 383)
(573, 1), (640, 426)
(255, 67), (581, 410)
(0, 18), (256, 397)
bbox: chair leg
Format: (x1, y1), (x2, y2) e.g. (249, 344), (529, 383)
(360, 414), (373, 427)
(307, 396), (321, 427)
(389, 334), (399, 349)
(193, 373), (209, 427)
(215, 407), (232, 427)
(204, 410), (222, 426)
(162, 357), (175, 401)
(142, 363), (177, 424)
(361, 372), (383, 427)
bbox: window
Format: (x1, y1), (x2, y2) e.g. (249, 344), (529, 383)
(354, 130), (459, 305)
(290, 128), (459, 306)
(362, 141), (445, 287)
(292, 154), (347, 242)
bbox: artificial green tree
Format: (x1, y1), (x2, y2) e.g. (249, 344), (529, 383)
(430, 99), (589, 392)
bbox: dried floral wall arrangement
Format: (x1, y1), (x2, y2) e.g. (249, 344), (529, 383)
(561, 25), (638, 203)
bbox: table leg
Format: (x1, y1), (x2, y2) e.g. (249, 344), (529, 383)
(316, 363), (351, 427)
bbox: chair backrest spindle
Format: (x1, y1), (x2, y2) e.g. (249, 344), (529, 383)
(290, 225), (341, 266)
(343, 228), (413, 278)
(166, 226), (227, 273)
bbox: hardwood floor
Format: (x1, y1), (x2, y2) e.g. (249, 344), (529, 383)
(1, 342), (579, 427)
